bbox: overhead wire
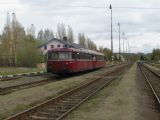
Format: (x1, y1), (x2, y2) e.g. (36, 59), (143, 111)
(70, 6), (160, 10)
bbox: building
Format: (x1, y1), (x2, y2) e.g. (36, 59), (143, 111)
(39, 37), (83, 55)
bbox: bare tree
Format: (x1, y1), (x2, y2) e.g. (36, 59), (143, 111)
(37, 29), (54, 42)
(99, 46), (103, 53)
(86, 37), (97, 50)
(37, 29), (44, 41)
(78, 33), (87, 48)
(57, 23), (66, 40)
(67, 25), (74, 43)
(1, 12), (13, 65)
(1, 12), (25, 66)
(11, 13), (25, 66)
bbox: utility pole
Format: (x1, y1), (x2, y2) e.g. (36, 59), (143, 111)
(125, 38), (127, 61)
(30, 24), (35, 37)
(6, 12), (12, 66)
(128, 42), (130, 53)
(12, 12), (16, 66)
(109, 4), (113, 64)
(118, 22), (121, 63)
(123, 32), (125, 62)
(128, 41), (130, 61)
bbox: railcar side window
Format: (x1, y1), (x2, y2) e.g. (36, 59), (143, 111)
(72, 52), (77, 59)
(44, 45), (47, 50)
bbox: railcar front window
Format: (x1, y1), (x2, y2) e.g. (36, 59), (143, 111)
(48, 52), (71, 60)
(48, 52), (59, 60)
(59, 52), (71, 60)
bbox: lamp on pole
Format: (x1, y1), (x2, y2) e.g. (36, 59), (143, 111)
(109, 4), (113, 64)
(118, 22), (121, 62)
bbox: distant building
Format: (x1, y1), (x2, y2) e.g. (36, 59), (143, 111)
(39, 37), (83, 55)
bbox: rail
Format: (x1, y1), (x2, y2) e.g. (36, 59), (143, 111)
(138, 63), (160, 105)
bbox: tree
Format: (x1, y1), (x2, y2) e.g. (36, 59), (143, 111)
(37, 29), (54, 42)
(11, 13), (26, 65)
(67, 25), (75, 43)
(1, 13), (12, 65)
(57, 23), (66, 40)
(151, 48), (160, 62)
(17, 35), (43, 67)
(78, 33), (87, 48)
(44, 29), (54, 41)
(37, 30), (44, 41)
(1, 13), (25, 66)
(87, 37), (97, 50)
(0, 12), (45, 67)
(102, 48), (112, 61)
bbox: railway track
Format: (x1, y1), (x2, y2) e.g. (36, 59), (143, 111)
(0, 72), (48, 81)
(138, 63), (160, 105)
(0, 64), (122, 95)
(0, 79), (54, 95)
(5, 63), (131, 120)
(147, 62), (160, 69)
(144, 63), (160, 75)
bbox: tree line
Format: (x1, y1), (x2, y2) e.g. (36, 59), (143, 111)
(140, 48), (160, 63)
(0, 13), (43, 67)
(0, 13), (101, 67)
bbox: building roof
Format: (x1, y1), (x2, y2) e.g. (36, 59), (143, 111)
(38, 38), (84, 49)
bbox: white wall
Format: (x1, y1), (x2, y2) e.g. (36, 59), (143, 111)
(40, 40), (65, 54)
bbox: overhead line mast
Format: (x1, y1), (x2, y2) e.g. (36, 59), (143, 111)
(109, 4), (114, 64)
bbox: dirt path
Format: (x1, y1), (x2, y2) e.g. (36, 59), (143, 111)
(65, 63), (160, 120)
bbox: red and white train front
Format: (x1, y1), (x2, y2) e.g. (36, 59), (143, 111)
(47, 48), (105, 75)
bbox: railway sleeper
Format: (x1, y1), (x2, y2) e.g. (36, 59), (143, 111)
(30, 115), (57, 120)
(33, 112), (61, 118)
(60, 99), (80, 104)
(54, 103), (76, 109)
(43, 104), (72, 111)
(31, 110), (67, 120)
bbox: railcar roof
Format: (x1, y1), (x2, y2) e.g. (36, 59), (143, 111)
(48, 48), (104, 56)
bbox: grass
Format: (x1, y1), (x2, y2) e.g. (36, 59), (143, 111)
(0, 67), (46, 76)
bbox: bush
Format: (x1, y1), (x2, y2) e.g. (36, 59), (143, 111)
(17, 36), (43, 67)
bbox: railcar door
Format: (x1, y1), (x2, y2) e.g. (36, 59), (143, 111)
(92, 55), (96, 69)
(72, 52), (78, 72)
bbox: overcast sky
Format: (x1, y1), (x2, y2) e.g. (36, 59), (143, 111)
(0, 0), (160, 53)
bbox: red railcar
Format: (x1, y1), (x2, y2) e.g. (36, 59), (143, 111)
(47, 48), (106, 75)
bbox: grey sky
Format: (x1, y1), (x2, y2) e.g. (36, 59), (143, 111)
(0, 0), (160, 53)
